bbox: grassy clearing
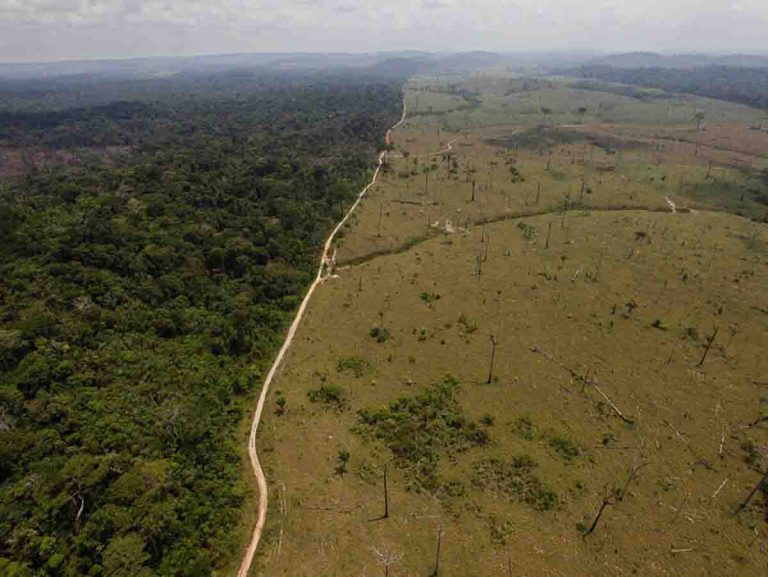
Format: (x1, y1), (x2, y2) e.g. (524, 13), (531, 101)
(253, 75), (768, 577)
(333, 80), (767, 269)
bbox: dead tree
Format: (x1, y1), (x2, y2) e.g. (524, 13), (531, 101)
(583, 486), (620, 536)
(697, 327), (719, 367)
(583, 457), (645, 536)
(735, 468), (768, 514)
(383, 463), (390, 519)
(373, 547), (401, 577)
(431, 527), (444, 577)
(486, 335), (498, 384)
(545, 221), (553, 249)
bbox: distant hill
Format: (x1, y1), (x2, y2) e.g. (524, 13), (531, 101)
(590, 52), (768, 69)
(6, 51), (766, 83)
(436, 51), (505, 70)
(363, 57), (434, 79)
(0, 51), (518, 82)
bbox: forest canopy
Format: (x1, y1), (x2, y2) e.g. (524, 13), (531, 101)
(0, 70), (402, 576)
(572, 65), (768, 111)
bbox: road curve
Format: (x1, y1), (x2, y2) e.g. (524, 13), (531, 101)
(236, 98), (408, 577)
(425, 138), (458, 157)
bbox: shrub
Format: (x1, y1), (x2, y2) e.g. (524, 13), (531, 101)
(682, 327), (699, 340)
(369, 327), (390, 343)
(420, 292), (441, 304)
(473, 457), (559, 511)
(517, 221), (535, 239)
(511, 415), (535, 440)
(457, 314), (478, 336)
(307, 383), (347, 410)
(355, 376), (487, 488)
(337, 356), (371, 378)
(336, 449), (351, 476)
(547, 435), (580, 461)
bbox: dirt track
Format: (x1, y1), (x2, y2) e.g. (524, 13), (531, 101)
(235, 98), (408, 577)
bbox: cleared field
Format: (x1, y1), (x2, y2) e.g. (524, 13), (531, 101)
(336, 80), (766, 268)
(250, 76), (768, 577)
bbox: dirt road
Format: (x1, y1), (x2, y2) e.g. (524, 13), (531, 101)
(665, 196), (677, 213)
(235, 98), (407, 577)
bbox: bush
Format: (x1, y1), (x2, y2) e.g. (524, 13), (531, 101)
(457, 314), (478, 336)
(547, 435), (580, 461)
(336, 356), (371, 377)
(307, 383), (347, 410)
(511, 415), (535, 440)
(420, 292), (441, 304)
(473, 457), (559, 511)
(369, 327), (390, 343)
(336, 449), (350, 476)
(682, 326), (699, 340)
(355, 376), (487, 488)
(480, 414), (495, 426)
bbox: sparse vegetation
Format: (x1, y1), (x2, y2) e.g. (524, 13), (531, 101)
(369, 327), (391, 343)
(355, 376), (489, 488)
(420, 292), (441, 304)
(256, 73), (768, 577)
(457, 314), (479, 336)
(307, 383), (348, 410)
(472, 457), (560, 511)
(511, 415), (535, 440)
(337, 356), (373, 378)
(546, 434), (581, 461)
(336, 449), (351, 477)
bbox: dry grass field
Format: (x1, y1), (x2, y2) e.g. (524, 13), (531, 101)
(245, 75), (768, 577)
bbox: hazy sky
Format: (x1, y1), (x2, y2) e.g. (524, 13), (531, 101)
(1, 0), (767, 63)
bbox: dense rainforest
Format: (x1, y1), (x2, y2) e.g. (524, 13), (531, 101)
(0, 69), (403, 576)
(572, 65), (768, 111)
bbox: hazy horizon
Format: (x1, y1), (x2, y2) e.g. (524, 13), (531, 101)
(2, 1), (768, 64)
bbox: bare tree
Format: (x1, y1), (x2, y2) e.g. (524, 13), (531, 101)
(697, 327), (719, 367)
(486, 335), (498, 384)
(382, 463), (390, 519)
(693, 111), (705, 131)
(372, 547), (401, 577)
(545, 221), (553, 249)
(735, 468), (768, 514)
(430, 527), (445, 577)
(582, 456), (645, 536)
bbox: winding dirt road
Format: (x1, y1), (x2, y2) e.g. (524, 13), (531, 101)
(425, 138), (458, 157)
(236, 99), (408, 577)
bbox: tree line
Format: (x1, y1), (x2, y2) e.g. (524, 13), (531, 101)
(572, 65), (768, 111)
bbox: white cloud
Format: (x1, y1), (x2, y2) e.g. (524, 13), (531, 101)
(0, 0), (767, 61)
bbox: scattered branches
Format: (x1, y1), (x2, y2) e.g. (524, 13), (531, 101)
(531, 345), (634, 424)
